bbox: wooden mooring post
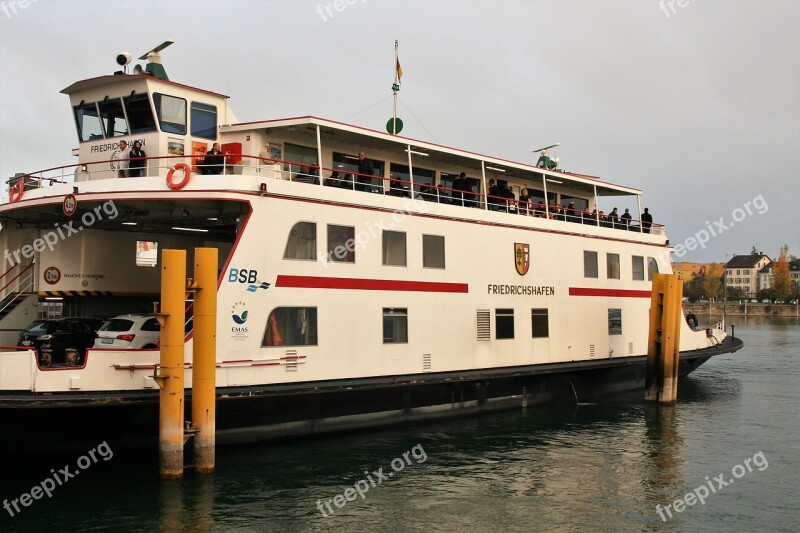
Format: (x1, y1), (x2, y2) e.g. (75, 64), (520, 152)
(645, 273), (684, 404)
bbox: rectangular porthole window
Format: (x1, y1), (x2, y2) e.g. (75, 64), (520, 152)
(283, 222), (317, 260)
(531, 308), (549, 338)
(422, 234), (445, 269)
(382, 231), (407, 266)
(632, 256), (645, 280)
(608, 308), (622, 335)
(496, 308), (514, 339)
(327, 225), (355, 263)
(383, 308), (408, 343)
(584, 251), (598, 278)
(607, 253), (620, 279)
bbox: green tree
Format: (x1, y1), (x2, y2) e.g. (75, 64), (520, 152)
(771, 245), (793, 301)
(704, 266), (723, 300)
(685, 270), (706, 301)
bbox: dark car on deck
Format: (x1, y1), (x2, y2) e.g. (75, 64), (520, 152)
(17, 317), (104, 365)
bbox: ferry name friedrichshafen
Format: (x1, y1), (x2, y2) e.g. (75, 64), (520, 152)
(487, 284), (555, 296)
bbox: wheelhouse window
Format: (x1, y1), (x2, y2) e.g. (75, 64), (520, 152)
(608, 308), (622, 335)
(422, 234), (445, 269)
(584, 251), (599, 278)
(383, 308), (408, 343)
(191, 102), (217, 139)
(632, 256), (645, 280)
(496, 308), (514, 339)
(531, 308), (549, 338)
(647, 257), (659, 281)
(153, 93), (187, 134)
(285, 143), (319, 178)
(74, 102), (104, 142)
(327, 224), (355, 263)
(136, 241), (158, 267)
(124, 93), (157, 134)
(283, 222), (317, 260)
(382, 231), (407, 266)
(607, 253), (620, 279)
(98, 98), (128, 138)
(332, 152), (385, 183)
(263, 307), (318, 346)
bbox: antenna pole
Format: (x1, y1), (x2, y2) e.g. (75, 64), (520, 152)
(392, 40), (399, 135)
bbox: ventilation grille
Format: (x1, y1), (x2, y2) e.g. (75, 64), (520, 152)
(285, 349), (298, 372)
(589, 344), (595, 358)
(477, 309), (491, 341)
(628, 342), (634, 355)
(423, 353), (432, 372)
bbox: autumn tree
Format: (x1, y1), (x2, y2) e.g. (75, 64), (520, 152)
(704, 265), (723, 301)
(771, 245), (793, 302)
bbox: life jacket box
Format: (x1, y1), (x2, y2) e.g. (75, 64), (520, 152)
(222, 142), (242, 165)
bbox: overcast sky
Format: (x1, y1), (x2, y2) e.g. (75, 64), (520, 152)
(1, 0), (797, 262)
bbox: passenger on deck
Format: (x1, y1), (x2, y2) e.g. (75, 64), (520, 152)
(129, 141), (146, 177)
(357, 151), (374, 192)
(452, 172), (465, 207)
(518, 188), (531, 215)
(567, 201), (579, 223)
(295, 165), (319, 184)
(599, 210), (611, 228)
(259, 142), (282, 179)
(204, 143), (224, 175)
(115, 140), (130, 178)
(500, 183), (515, 212)
(609, 207), (620, 229)
(686, 312), (698, 330)
(620, 208), (632, 229)
(324, 171), (341, 187)
(488, 179), (500, 211)
(641, 207), (653, 233)
(342, 173), (354, 190)
(582, 208), (594, 225)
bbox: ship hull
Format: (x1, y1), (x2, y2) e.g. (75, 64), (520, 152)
(0, 339), (741, 453)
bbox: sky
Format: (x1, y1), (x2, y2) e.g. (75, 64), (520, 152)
(0, 0), (798, 263)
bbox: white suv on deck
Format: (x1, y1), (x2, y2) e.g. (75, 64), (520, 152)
(94, 314), (160, 349)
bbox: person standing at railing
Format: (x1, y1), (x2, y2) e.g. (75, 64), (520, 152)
(357, 151), (374, 192)
(641, 207), (653, 233)
(452, 173), (465, 207)
(620, 208), (632, 229)
(115, 140), (131, 178)
(204, 143), (224, 175)
(259, 142), (282, 179)
(128, 140), (146, 177)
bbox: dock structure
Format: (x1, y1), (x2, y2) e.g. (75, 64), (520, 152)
(645, 274), (684, 404)
(192, 248), (218, 474)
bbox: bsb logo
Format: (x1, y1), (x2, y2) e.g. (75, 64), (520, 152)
(228, 268), (259, 284)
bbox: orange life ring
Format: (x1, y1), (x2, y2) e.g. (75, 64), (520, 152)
(8, 180), (25, 203)
(166, 163), (191, 190)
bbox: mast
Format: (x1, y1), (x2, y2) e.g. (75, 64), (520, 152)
(392, 40), (400, 135)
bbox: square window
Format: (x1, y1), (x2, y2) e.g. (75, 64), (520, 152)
(327, 225), (355, 263)
(423, 234), (445, 268)
(531, 308), (549, 338)
(382, 231), (407, 266)
(496, 308), (514, 339)
(383, 308), (408, 343)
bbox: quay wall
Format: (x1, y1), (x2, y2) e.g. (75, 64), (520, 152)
(685, 302), (800, 317)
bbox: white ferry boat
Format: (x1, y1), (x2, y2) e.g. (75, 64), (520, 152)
(0, 45), (741, 452)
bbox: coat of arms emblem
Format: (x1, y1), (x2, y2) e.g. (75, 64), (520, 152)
(514, 243), (530, 275)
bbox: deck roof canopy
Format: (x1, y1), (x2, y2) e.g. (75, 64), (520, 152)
(223, 116), (642, 198)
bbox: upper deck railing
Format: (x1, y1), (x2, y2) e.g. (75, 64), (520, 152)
(5, 154), (665, 236)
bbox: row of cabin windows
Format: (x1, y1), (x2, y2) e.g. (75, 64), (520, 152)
(73, 93), (217, 142)
(261, 306), (622, 347)
(494, 308), (620, 339)
(284, 222), (446, 269)
(584, 251), (658, 280)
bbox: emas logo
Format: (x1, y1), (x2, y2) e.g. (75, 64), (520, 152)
(231, 301), (248, 330)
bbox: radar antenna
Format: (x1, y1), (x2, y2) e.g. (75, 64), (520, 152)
(137, 39), (174, 80)
(533, 142), (561, 170)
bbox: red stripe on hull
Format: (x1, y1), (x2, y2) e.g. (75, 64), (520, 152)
(569, 287), (652, 298)
(276, 275), (468, 293)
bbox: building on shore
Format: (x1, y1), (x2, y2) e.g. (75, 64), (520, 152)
(725, 254), (771, 299)
(672, 262), (724, 282)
